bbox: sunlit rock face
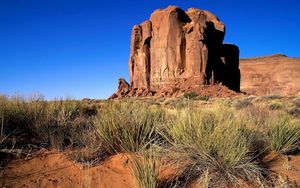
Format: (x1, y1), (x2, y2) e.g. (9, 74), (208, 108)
(240, 54), (300, 95)
(112, 6), (240, 98)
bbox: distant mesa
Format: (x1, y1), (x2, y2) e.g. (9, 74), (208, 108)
(240, 54), (300, 95)
(110, 5), (242, 99)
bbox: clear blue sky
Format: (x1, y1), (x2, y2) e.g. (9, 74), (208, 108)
(0, 0), (299, 99)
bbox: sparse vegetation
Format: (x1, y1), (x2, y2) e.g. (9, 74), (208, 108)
(287, 107), (300, 118)
(196, 95), (209, 101)
(268, 102), (283, 110)
(267, 114), (300, 154)
(293, 97), (300, 108)
(1, 95), (300, 187)
(183, 92), (198, 99)
(233, 96), (254, 110)
(160, 106), (268, 186)
(0, 95), (98, 154)
(93, 102), (164, 154)
(130, 148), (160, 188)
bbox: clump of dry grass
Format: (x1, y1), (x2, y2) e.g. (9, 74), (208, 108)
(0, 95), (41, 136)
(160, 104), (269, 186)
(130, 147), (160, 188)
(267, 114), (300, 154)
(93, 101), (165, 155)
(268, 102), (283, 110)
(33, 99), (97, 149)
(0, 95), (97, 150)
(274, 175), (298, 188)
(232, 96), (255, 110)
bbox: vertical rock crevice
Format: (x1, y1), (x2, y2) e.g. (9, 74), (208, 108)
(143, 37), (151, 89)
(179, 37), (186, 74)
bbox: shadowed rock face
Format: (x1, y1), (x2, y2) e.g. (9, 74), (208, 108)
(112, 6), (240, 98)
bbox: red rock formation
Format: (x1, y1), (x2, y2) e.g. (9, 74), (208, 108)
(112, 6), (241, 98)
(109, 78), (130, 99)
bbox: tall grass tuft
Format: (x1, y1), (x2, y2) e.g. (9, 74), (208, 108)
(130, 147), (160, 188)
(94, 102), (165, 154)
(33, 99), (93, 149)
(0, 95), (96, 150)
(268, 114), (300, 154)
(160, 105), (268, 186)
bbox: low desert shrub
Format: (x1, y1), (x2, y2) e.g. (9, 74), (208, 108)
(268, 102), (283, 110)
(232, 97), (254, 110)
(183, 92), (198, 99)
(293, 97), (300, 108)
(195, 95), (209, 101)
(256, 95), (282, 101)
(287, 107), (300, 118)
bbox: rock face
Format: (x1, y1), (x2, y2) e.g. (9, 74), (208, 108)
(112, 6), (241, 98)
(240, 54), (300, 95)
(109, 78), (131, 99)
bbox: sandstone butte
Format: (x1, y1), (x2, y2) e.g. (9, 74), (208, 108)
(110, 6), (241, 99)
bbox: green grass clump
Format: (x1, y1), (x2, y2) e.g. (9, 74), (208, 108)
(94, 102), (165, 155)
(0, 95), (40, 135)
(33, 99), (95, 149)
(196, 95), (209, 101)
(268, 102), (283, 110)
(183, 92), (198, 99)
(0, 95), (96, 150)
(161, 105), (267, 186)
(267, 114), (300, 154)
(130, 148), (160, 188)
